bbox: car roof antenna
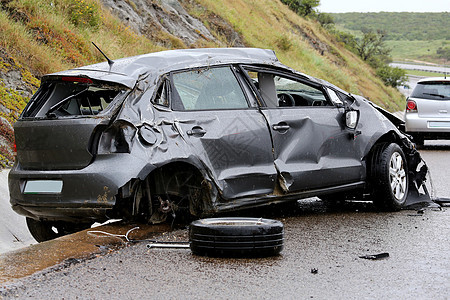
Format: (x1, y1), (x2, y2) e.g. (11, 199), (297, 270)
(92, 42), (114, 72)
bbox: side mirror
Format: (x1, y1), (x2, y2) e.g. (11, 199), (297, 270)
(345, 110), (359, 129)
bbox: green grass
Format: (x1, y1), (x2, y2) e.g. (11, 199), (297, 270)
(332, 25), (449, 65)
(386, 40), (448, 64)
(405, 70), (446, 77)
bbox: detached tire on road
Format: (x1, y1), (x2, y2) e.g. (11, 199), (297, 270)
(189, 217), (284, 257)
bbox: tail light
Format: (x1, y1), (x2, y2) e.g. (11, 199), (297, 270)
(406, 99), (417, 112)
(97, 121), (136, 154)
(61, 76), (93, 84)
(13, 141), (17, 156)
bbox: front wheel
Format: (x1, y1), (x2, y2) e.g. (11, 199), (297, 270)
(371, 143), (409, 211)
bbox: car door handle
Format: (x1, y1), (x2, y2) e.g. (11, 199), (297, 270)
(272, 123), (290, 131)
(187, 126), (207, 136)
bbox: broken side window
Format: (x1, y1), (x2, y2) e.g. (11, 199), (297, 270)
(336, 91), (355, 104)
(326, 88), (344, 106)
(243, 69), (331, 108)
(171, 66), (249, 110)
(153, 80), (169, 107)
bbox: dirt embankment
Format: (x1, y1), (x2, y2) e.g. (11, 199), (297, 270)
(101, 0), (245, 48)
(0, 49), (39, 167)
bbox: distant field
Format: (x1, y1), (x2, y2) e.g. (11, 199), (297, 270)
(330, 12), (449, 65)
(330, 12), (450, 41)
(404, 70), (444, 77)
(331, 28), (448, 65)
(386, 40), (448, 64)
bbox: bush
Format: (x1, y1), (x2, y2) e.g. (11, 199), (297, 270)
(280, 0), (320, 17)
(276, 35), (293, 51)
(68, 0), (100, 28)
(376, 65), (407, 88)
(436, 45), (450, 60)
(316, 12), (334, 28)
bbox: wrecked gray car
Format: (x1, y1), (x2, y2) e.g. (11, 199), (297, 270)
(9, 48), (429, 242)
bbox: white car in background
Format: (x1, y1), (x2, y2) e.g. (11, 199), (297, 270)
(405, 77), (450, 145)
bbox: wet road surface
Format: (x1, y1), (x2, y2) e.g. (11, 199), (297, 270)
(1, 206), (448, 299)
(1, 141), (449, 299)
(390, 62), (450, 75)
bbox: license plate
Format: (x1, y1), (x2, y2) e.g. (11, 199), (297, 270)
(24, 180), (63, 194)
(428, 121), (450, 128)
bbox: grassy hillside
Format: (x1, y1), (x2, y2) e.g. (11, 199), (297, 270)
(185, 0), (403, 109)
(331, 12), (450, 41)
(331, 12), (450, 64)
(0, 0), (405, 106)
(385, 40), (449, 64)
(0, 0), (407, 166)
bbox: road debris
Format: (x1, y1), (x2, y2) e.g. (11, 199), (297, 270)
(146, 243), (190, 249)
(87, 227), (140, 242)
(359, 252), (390, 260)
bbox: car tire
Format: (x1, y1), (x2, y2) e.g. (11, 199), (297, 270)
(371, 143), (409, 211)
(26, 217), (90, 242)
(189, 217), (284, 257)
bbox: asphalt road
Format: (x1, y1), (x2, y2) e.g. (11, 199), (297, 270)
(390, 62), (450, 75)
(1, 141), (449, 299)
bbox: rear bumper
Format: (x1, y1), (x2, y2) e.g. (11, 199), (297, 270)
(405, 113), (450, 135)
(9, 153), (154, 222)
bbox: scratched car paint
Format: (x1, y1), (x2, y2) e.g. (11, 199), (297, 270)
(9, 48), (430, 242)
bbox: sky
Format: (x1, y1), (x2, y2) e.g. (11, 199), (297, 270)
(318, 0), (450, 13)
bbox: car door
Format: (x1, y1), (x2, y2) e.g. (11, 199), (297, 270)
(242, 67), (364, 192)
(163, 65), (277, 200)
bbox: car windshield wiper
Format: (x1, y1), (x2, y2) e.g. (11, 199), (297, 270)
(423, 92), (446, 98)
(46, 88), (88, 117)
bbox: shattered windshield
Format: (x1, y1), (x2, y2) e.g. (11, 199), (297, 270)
(22, 80), (127, 118)
(411, 81), (450, 100)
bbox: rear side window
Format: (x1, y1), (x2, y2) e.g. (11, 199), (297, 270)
(411, 81), (450, 100)
(22, 79), (126, 118)
(171, 66), (249, 110)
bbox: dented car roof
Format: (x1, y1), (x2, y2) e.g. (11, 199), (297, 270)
(44, 48), (285, 89)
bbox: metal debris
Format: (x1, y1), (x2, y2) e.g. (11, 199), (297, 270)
(359, 253), (389, 260)
(146, 243), (190, 249)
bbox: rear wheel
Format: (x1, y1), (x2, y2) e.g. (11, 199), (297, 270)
(370, 143), (409, 211)
(149, 168), (206, 224)
(26, 218), (90, 242)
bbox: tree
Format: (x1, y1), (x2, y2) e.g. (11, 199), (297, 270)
(376, 66), (408, 88)
(436, 45), (450, 61)
(355, 30), (391, 68)
(281, 0), (320, 17)
(316, 12), (334, 28)
(334, 30), (357, 51)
